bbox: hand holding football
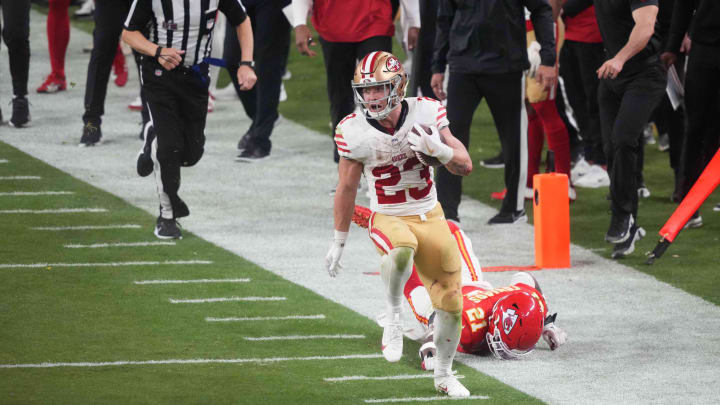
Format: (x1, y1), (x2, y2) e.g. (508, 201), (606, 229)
(408, 124), (447, 167)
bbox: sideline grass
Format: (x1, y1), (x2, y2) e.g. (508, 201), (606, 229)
(0, 141), (540, 403)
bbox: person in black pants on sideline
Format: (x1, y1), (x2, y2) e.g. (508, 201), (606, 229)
(431, 0), (557, 225)
(1, 0), (31, 127)
(595, 0), (665, 259)
(123, 0), (256, 239)
(661, 0), (720, 220)
(79, 0), (133, 146)
(227, 0), (291, 162)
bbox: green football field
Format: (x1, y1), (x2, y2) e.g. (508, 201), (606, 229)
(3, 6), (718, 404)
(0, 142), (536, 404)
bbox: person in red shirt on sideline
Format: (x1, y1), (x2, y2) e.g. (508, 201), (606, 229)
(291, 0), (419, 167)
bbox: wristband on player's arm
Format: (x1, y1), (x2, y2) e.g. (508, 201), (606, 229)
(155, 46), (163, 60)
(333, 230), (348, 245)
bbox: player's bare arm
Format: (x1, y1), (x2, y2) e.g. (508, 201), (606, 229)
(439, 127), (472, 176)
(334, 158), (363, 233)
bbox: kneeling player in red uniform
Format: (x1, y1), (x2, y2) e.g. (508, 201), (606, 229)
(353, 205), (567, 368)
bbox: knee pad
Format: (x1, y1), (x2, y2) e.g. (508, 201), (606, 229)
(429, 275), (463, 313)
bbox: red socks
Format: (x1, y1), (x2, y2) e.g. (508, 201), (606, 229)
(47, 0), (71, 78)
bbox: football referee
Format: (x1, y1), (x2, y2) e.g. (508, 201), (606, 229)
(122, 0), (257, 239)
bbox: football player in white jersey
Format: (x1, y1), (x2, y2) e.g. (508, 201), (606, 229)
(323, 51), (473, 398)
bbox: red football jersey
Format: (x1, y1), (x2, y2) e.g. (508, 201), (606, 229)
(459, 283), (547, 354)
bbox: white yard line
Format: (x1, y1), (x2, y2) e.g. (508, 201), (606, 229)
(245, 334), (365, 341)
(0, 159), (8, 163)
(206, 315), (326, 322)
(0, 208), (107, 214)
(364, 396), (489, 403)
(134, 278), (250, 285)
(0, 176), (40, 180)
(0, 260), (212, 269)
(65, 241), (175, 248)
(31, 224), (142, 231)
(169, 296), (285, 304)
(0, 354), (384, 369)
(4, 10), (720, 404)
(325, 374), (463, 382)
(0, 191), (74, 196)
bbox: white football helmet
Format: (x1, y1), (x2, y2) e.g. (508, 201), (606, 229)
(352, 51), (408, 120)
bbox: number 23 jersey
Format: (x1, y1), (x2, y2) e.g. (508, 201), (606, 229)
(334, 97), (449, 216)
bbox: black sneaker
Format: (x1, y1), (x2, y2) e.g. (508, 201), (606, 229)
(9, 96), (30, 128)
(487, 209), (527, 225)
(237, 132), (253, 151)
(136, 122), (155, 177)
(79, 121), (102, 146)
(480, 154), (504, 169)
(236, 147), (269, 162)
(605, 213), (633, 244)
(154, 216), (182, 239)
(683, 211), (703, 229)
(611, 225), (645, 259)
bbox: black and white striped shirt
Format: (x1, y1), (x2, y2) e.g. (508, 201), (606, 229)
(124, 0), (247, 67)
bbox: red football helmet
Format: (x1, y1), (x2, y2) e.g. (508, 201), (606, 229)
(486, 291), (545, 359)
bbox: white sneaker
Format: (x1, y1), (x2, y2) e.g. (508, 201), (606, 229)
(569, 185), (577, 201)
(128, 96), (142, 111)
(282, 70), (292, 80)
(214, 84), (238, 101)
(434, 374), (470, 398)
(419, 341), (436, 371)
(524, 187), (533, 200)
(207, 92), (215, 113)
(638, 186), (651, 198)
(570, 157), (592, 183)
(575, 165), (610, 188)
(74, 0), (94, 18)
(279, 83), (287, 102)
(381, 312), (403, 362)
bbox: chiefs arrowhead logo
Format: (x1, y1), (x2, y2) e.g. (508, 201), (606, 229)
(502, 308), (518, 334)
(386, 56), (401, 72)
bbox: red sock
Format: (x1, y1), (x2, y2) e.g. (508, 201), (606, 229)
(47, 0), (71, 78)
(534, 99), (571, 180)
(113, 44), (126, 71)
(527, 111), (544, 188)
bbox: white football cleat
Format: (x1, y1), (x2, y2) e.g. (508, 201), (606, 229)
(381, 313), (403, 362)
(434, 374), (470, 398)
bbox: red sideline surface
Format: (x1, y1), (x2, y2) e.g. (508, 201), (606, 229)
(482, 265), (541, 272)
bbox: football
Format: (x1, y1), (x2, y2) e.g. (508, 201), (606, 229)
(410, 123), (445, 167)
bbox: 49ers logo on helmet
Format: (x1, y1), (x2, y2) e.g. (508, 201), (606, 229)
(502, 308), (518, 334)
(385, 56), (401, 72)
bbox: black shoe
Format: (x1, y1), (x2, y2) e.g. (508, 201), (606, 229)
(237, 132), (253, 151)
(9, 96), (30, 128)
(605, 213), (633, 244)
(236, 147), (269, 162)
(488, 209), (527, 225)
(136, 122), (155, 177)
(480, 154), (504, 169)
(683, 211), (703, 229)
(79, 122), (102, 146)
(611, 225), (645, 259)
(154, 216), (182, 239)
